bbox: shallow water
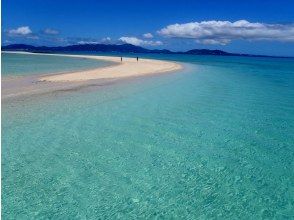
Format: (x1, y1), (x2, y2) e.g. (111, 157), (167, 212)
(1, 52), (111, 76)
(2, 54), (294, 219)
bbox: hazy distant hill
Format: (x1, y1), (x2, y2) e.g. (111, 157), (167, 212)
(1, 43), (285, 58)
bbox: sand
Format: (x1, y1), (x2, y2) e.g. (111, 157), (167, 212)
(40, 54), (182, 82)
(2, 52), (183, 100)
(11, 53), (183, 82)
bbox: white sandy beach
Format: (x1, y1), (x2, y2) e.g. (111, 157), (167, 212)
(2, 52), (183, 100)
(5, 52), (182, 82)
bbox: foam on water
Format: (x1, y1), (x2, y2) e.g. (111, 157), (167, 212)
(2, 54), (294, 219)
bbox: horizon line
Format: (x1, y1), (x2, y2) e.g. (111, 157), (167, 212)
(2, 43), (294, 59)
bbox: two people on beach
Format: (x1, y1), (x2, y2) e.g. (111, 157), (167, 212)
(120, 57), (139, 62)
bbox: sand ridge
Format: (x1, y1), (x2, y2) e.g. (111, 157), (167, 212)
(3, 52), (182, 82)
(2, 52), (183, 100)
(40, 54), (182, 82)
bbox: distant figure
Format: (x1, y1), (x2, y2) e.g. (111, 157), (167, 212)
(121, 57), (122, 62)
(136, 57), (138, 62)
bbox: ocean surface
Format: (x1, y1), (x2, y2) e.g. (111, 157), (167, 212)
(2, 53), (294, 219)
(1, 52), (111, 76)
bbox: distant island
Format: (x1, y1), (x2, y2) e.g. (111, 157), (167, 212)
(2, 43), (290, 58)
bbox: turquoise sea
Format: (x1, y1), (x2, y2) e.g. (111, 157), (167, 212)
(2, 53), (294, 219)
(1, 52), (111, 76)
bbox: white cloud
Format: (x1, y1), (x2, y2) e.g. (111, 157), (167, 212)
(196, 39), (230, 45)
(8, 26), (32, 35)
(77, 40), (99, 44)
(143, 33), (153, 38)
(44, 28), (59, 35)
(158, 20), (294, 45)
(77, 37), (112, 45)
(101, 37), (111, 43)
(119, 37), (142, 46)
(119, 36), (162, 46)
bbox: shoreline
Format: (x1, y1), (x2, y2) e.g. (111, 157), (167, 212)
(3, 51), (182, 82)
(2, 52), (183, 100)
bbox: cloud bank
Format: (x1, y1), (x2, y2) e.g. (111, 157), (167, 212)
(8, 26), (32, 35)
(43, 28), (59, 35)
(119, 36), (162, 46)
(77, 40), (99, 44)
(158, 20), (294, 45)
(143, 33), (153, 38)
(101, 37), (112, 43)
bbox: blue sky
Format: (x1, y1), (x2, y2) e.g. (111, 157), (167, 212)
(2, 0), (294, 56)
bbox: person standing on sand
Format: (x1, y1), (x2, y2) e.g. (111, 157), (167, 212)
(136, 57), (138, 62)
(121, 57), (122, 62)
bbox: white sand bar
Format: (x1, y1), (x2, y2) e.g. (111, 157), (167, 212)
(2, 52), (183, 100)
(13, 53), (183, 82)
